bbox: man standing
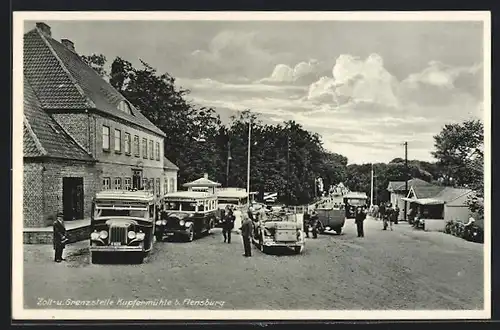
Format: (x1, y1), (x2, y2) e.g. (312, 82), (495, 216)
(222, 208), (235, 243)
(240, 212), (253, 257)
(310, 211), (319, 239)
(355, 206), (367, 237)
(378, 202), (386, 221)
(394, 206), (400, 225)
(303, 211), (311, 238)
(53, 212), (68, 262)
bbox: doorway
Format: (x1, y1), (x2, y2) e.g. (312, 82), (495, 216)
(133, 170), (143, 189)
(62, 177), (84, 221)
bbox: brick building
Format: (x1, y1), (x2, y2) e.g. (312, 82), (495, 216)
(23, 22), (178, 227)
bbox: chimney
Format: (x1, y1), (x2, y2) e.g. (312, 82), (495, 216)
(35, 22), (51, 38)
(61, 39), (76, 52)
(204, 173), (209, 179)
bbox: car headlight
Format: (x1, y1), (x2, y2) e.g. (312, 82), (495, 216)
(162, 220), (167, 225)
(99, 230), (108, 239)
(179, 220), (185, 226)
(155, 220), (162, 226)
(128, 231), (136, 239)
(90, 232), (99, 240)
(136, 232), (146, 240)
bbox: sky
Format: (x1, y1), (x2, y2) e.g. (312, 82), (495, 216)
(25, 19), (485, 164)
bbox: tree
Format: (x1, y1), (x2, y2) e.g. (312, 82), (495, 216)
(80, 54), (109, 78)
(432, 120), (484, 187)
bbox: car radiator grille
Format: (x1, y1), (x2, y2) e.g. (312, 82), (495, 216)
(110, 226), (127, 244)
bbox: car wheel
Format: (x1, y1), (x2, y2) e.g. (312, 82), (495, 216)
(187, 227), (194, 242)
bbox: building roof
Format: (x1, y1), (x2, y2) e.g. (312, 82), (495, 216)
(23, 77), (94, 161)
(216, 188), (249, 199)
(411, 185), (446, 199)
(163, 157), (179, 170)
(387, 178), (431, 192)
(403, 186), (473, 206)
(183, 175), (221, 187)
(23, 24), (165, 137)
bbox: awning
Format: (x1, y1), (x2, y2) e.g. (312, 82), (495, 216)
(401, 197), (444, 205)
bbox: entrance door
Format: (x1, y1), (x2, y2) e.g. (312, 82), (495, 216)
(62, 177), (84, 221)
(132, 170), (143, 190)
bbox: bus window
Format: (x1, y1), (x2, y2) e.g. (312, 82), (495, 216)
(198, 204), (205, 212)
(180, 202), (196, 212)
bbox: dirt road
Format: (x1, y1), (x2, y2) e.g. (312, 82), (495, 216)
(23, 217), (483, 310)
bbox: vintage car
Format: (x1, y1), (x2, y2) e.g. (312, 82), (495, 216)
(89, 190), (158, 264)
(343, 192), (368, 219)
(155, 191), (218, 242)
(315, 203), (345, 234)
(252, 211), (305, 254)
(215, 188), (249, 229)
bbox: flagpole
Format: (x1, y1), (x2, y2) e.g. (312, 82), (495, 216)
(247, 118), (252, 206)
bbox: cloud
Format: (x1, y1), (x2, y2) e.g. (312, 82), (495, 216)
(306, 54), (400, 109)
(188, 30), (294, 82)
(258, 59), (323, 85)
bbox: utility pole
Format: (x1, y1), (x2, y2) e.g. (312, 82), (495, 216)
(247, 118), (252, 206)
(370, 163), (374, 207)
(404, 141), (408, 221)
(226, 138), (231, 187)
(287, 134), (290, 207)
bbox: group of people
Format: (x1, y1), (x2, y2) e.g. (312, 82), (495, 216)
(376, 202), (400, 231)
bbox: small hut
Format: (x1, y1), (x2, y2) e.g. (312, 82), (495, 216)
(182, 173), (221, 195)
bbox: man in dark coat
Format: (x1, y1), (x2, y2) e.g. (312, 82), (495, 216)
(53, 212), (68, 262)
(310, 211), (319, 239)
(378, 202), (386, 221)
(240, 214), (253, 257)
(222, 208), (235, 243)
(355, 206), (367, 237)
(394, 206), (400, 225)
(303, 211), (311, 238)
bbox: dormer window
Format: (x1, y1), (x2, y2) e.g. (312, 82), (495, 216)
(117, 100), (132, 115)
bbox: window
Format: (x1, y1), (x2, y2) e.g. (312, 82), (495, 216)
(114, 129), (121, 153)
(149, 178), (155, 192)
(143, 178), (149, 190)
(117, 100), (132, 115)
(170, 178), (175, 193)
(124, 177), (132, 190)
(149, 140), (154, 160)
(134, 135), (140, 157)
(156, 178), (160, 196)
(102, 177), (110, 190)
(125, 133), (131, 155)
(114, 177), (122, 190)
(142, 138), (148, 159)
(102, 126), (110, 151)
(156, 142), (160, 161)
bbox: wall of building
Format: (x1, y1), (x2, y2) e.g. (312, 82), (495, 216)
(52, 112), (92, 153)
(23, 159), (97, 228)
(23, 162), (44, 227)
(390, 192), (406, 220)
(444, 205), (471, 222)
(164, 169), (178, 195)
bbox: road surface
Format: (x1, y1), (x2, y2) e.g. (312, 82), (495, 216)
(23, 217), (483, 310)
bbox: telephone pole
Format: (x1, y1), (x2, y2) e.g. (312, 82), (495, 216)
(247, 119), (252, 206)
(370, 163), (374, 207)
(404, 141), (408, 221)
(287, 134), (291, 207)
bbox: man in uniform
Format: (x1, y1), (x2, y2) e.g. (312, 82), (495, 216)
(222, 208), (235, 243)
(240, 212), (253, 257)
(53, 212), (68, 262)
(310, 211), (319, 239)
(355, 206), (367, 237)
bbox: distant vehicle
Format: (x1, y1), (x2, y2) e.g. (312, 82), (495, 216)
(343, 192), (368, 219)
(315, 202), (345, 234)
(90, 190), (158, 264)
(155, 191), (218, 242)
(216, 188), (249, 229)
(252, 211), (305, 254)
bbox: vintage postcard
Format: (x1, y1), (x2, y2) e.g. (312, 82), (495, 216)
(12, 11), (490, 320)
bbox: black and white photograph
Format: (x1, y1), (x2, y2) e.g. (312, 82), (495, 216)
(12, 11), (490, 320)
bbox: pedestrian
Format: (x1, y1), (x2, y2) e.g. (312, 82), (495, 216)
(378, 202), (386, 221)
(303, 211), (310, 238)
(385, 203), (394, 231)
(53, 212), (68, 262)
(222, 208), (235, 243)
(394, 206), (400, 225)
(355, 206), (367, 237)
(240, 212), (253, 257)
(310, 211), (319, 239)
